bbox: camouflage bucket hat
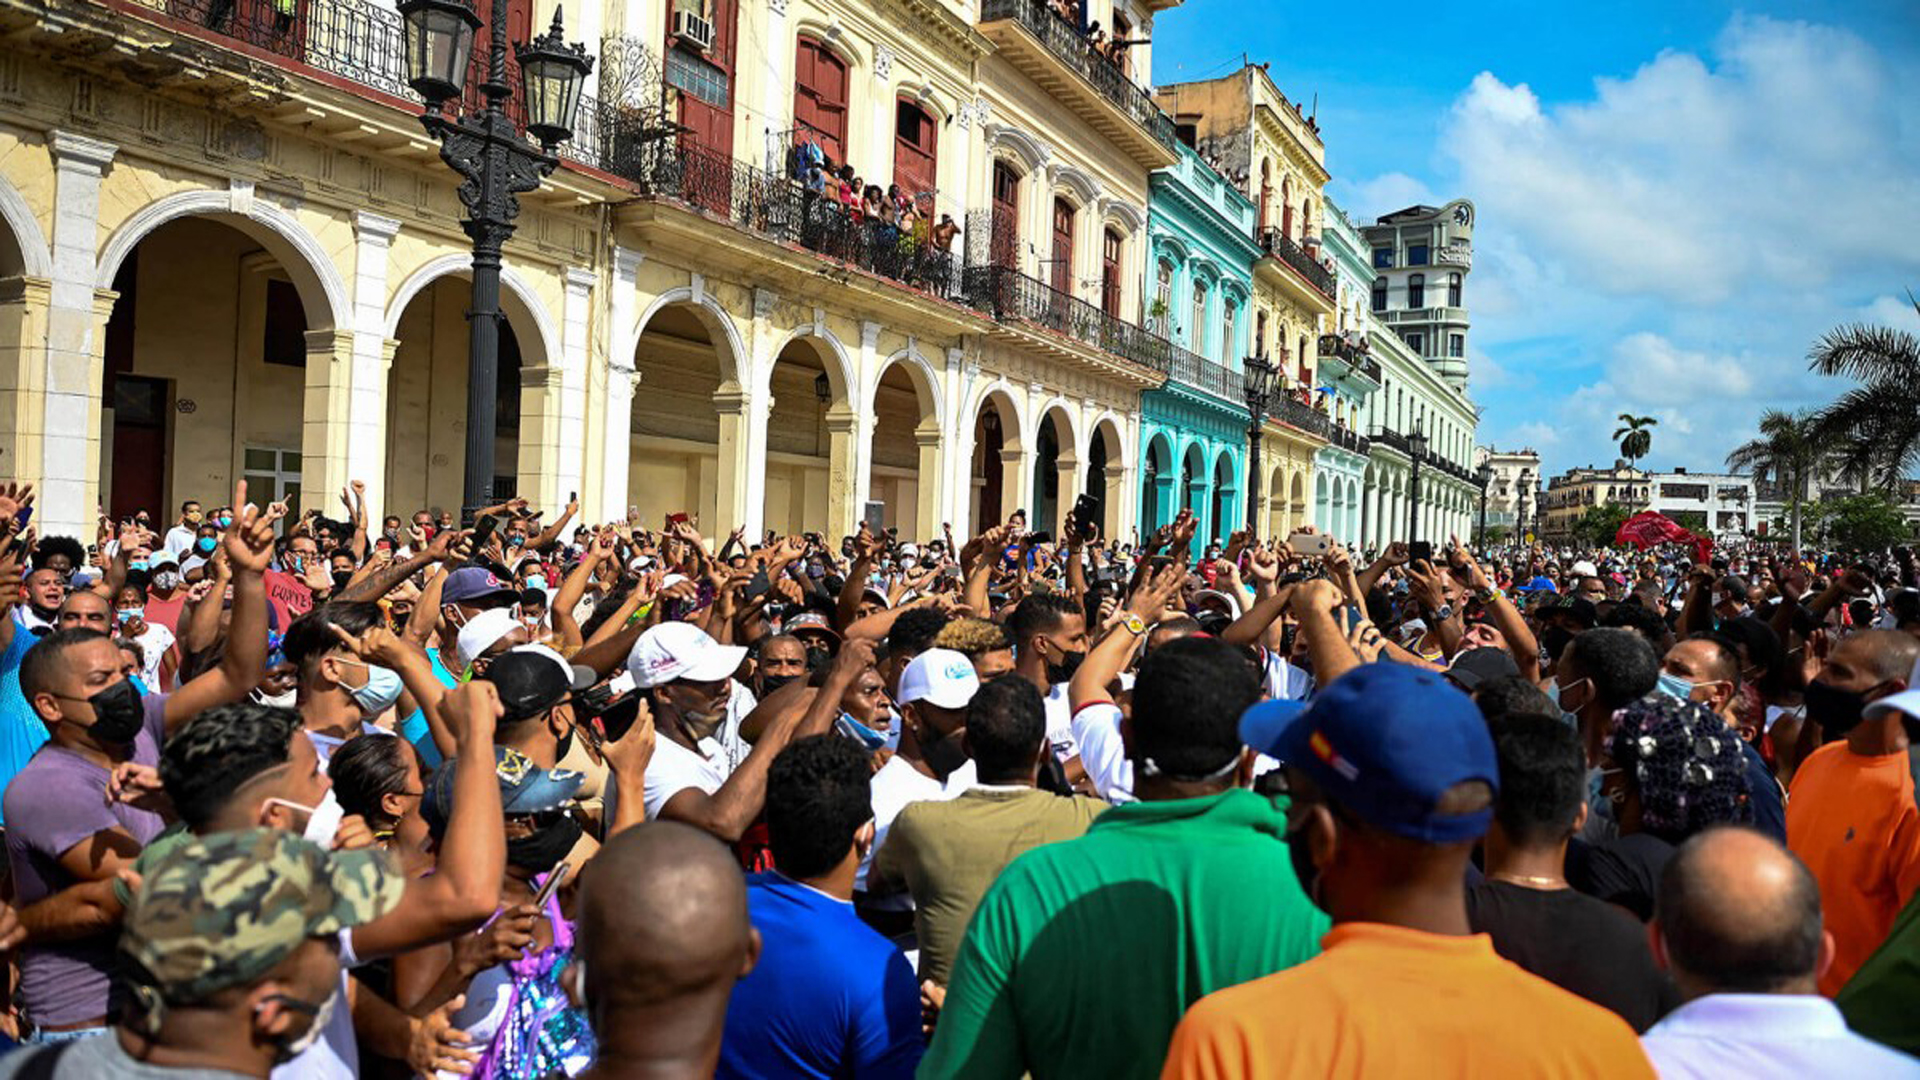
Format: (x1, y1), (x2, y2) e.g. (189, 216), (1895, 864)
(121, 827), (404, 1004)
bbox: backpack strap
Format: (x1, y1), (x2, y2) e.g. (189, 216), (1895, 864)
(14, 1040), (77, 1080)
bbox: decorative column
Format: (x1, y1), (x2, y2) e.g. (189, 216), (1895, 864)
(553, 266), (595, 509)
(0, 277), (52, 492)
(591, 247), (642, 522)
(41, 131), (117, 539)
(347, 212), (401, 521)
(850, 321), (881, 525)
(300, 329), (356, 500)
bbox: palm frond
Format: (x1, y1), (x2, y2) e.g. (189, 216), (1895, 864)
(1808, 323), (1920, 380)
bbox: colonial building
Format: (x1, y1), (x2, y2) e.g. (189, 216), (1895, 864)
(1138, 138), (1259, 548)
(1156, 63), (1330, 541)
(0, 0), (1193, 544)
(1362, 200), (1472, 388)
(1473, 446), (1542, 542)
(1541, 463), (1649, 543)
(1644, 469), (1755, 541)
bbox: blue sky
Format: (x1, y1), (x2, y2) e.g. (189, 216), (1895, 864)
(1153, 1), (1920, 478)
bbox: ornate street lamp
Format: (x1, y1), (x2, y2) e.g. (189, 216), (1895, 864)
(1476, 460), (1493, 547)
(1517, 467), (1534, 541)
(397, 0), (592, 521)
(1242, 354), (1277, 532)
(1407, 422), (1430, 545)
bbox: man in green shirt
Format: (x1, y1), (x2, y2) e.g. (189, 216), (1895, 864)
(870, 673), (1106, 986)
(919, 636), (1328, 1080)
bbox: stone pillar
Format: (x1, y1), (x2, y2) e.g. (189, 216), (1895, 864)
(826, 407), (861, 539)
(850, 321), (881, 527)
(914, 427), (943, 542)
(42, 131), (117, 539)
(591, 248), (642, 522)
(598, 360), (638, 519)
(712, 385), (769, 540)
(300, 329), (355, 500)
(999, 445), (1026, 529)
(346, 212), (400, 521)
(0, 277), (51, 489)
(554, 267), (595, 512)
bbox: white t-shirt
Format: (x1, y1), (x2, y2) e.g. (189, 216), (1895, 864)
(642, 732), (731, 820)
(123, 621), (174, 689)
(1071, 701), (1134, 804)
(162, 524), (197, 558)
(1043, 683), (1081, 763)
(857, 755), (976, 897)
(1262, 651), (1313, 702)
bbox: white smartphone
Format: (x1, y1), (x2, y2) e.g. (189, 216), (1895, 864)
(1287, 531), (1333, 556)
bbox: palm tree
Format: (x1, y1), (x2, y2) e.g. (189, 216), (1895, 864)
(1726, 409), (1820, 549)
(1614, 414), (1657, 466)
(1807, 294), (1920, 491)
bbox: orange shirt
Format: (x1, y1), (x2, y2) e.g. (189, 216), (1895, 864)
(1786, 740), (1920, 996)
(1161, 922), (1654, 1080)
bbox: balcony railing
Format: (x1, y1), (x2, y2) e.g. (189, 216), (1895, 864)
(1259, 227), (1337, 299)
(1370, 426), (1410, 456)
(1166, 344), (1241, 404)
(607, 137), (962, 298)
(978, 0), (1176, 152)
(1270, 394), (1330, 439)
(1317, 333), (1383, 383)
(1329, 423), (1369, 455)
(960, 264), (1171, 375)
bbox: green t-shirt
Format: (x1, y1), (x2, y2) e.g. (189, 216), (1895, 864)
(920, 788), (1329, 1080)
(1837, 885), (1920, 1055)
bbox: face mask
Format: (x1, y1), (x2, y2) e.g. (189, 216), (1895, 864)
(195, 537), (217, 555)
(1655, 671), (1694, 703)
(507, 534), (525, 548)
(1043, 644), (1085, 686)
(116, 607), (143, 624)
(521, 574), (550, 594)
(837, 713), (888, 752)
(508, 816), (584, 875)
(1804, 679), (1871, 739)
(265, 789), (345, 847)
(185, 511), (202, 524)
(1540, 625), (1574, 662)
(76, 677), (145, 744)
(917, 716), (969, 777)
(153, 570), (181, 591)
(216, 515), (233, 530)
(758, 672), (799, 697)
(128, 560), (149, 573)
(252, 686), (298, 708)
(341, 660), (405, 715)
(331, 570), (352, 592)
(261, 989), (333, 1065)
(383, 528), (399, 540)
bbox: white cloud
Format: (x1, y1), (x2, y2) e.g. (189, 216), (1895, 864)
(1442, 16), (1920, 305)
(1603, 332), (1752, 405)
(1512, 421), (1560, 448)
(1856, 294), (1920, 334)
(1341, 172), (1437, 221)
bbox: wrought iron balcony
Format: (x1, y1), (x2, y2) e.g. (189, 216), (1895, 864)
(1270, 393), (1330, 439)
(961, 264), (1171, 375)
(978, 0), (1176, 153)
(1166, 343), (1240, 404)
(1259, 227), (1337, 300)
(1370, 426), (1411, 456)
(1316, 333), (1383, 383)
(606, 136), (962, 299)
(1328, 423), (1369, 455)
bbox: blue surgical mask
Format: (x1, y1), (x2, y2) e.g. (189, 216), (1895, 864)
(116, 608), (143, 624)
(128, 560), (148, 572)
(195, 537), (217, 555)
(526, 575), (549, 592)
(341, 660), (405, 715)
(836, 713), (888, 752)
(1655, 670), (1695, 703)
(126, 675), (150, 698)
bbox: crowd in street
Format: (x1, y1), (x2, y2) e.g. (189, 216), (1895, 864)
(0, 475), (1911, 1078)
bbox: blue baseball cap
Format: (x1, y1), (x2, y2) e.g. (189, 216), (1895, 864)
(424, 746), (583, 838)
(1515, 575), (1558, 593)
(1239, 662), (1498, 844)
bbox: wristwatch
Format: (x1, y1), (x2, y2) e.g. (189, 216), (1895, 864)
(1430, 603), (1455, 623)
(1119, 613), (1148, 636)
(1472, 586), (1499, 604)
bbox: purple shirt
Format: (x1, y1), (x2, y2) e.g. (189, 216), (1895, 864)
(2, 693), (169, 1027)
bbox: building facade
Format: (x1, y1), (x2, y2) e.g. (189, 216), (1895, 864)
(1361, 201), (1471, 388)
(1541, 463), (1649, 543)
(1139, 139), (1259, 547)
(1645, 469), (1755, 540)
(0, 0), (1202, 545)
(1473, 446), (1542, 542)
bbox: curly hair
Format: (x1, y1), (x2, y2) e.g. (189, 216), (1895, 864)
(159, 703), (302, 831)
(1608, 695), (1752, 844)
(932, 616), (1012, 658)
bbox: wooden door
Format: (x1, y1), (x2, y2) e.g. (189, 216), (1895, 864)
(990, 160), (1019, 268)
(110, 376), (169, 524)
(1100, 228), (1122, 317)
(794, 36), (848, 162)
(1050, 198), (1074, 295)
(893, 99), (937, 200)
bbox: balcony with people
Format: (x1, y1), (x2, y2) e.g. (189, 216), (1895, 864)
(976, 0), (1178, 166)
(1256, 224), (1337, 312)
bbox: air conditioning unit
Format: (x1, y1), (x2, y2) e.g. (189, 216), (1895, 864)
(673, 8), (714, 52)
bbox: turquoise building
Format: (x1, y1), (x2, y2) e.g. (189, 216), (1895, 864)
(1140, 141), (1262, 548)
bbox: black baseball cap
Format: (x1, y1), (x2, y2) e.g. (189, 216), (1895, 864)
(485, 644), (596, 723)
(1445, 647), (1521, 692)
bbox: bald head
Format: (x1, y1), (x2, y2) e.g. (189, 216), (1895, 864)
(1843, 629), (1920, 685)
(576, 822), (756, 1020)
(1655, 827), (1824, 997)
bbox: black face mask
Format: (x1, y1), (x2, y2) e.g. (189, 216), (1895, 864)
(1804, 679), (1873, 740)
(80, 678), (145, 744)
(1044, 645), (1085, 686)
(1541, 625), (1575, 662)
(919, 721), (970, 778)
(507, 816), (583, 875)
(758, 672), (799, 698)
(332, 570), (353, 592)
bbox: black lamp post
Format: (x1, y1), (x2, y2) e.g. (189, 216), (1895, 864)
(1476, 460), (1493, 547)
(1517, 467), (1533, 541)
(1407, 421), (1429, 544)
(397, 0), (591, 522)
(1243, 354), (1277, 533)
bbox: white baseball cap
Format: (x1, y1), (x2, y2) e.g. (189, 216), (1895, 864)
(456, 607), (521, 669)
(627, 621), (747, 689)
(897, 648), (980, 710)
(1570, 560), (1598, 578)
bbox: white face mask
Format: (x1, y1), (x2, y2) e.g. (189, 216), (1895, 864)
(252, 686), (298, 708)
(265, 790), (344, 848)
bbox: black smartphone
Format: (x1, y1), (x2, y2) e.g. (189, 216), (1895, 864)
(13, 505), (31, 530)
(1030, 531), (1053, 546)
(470, 513), (499, 547)
(1409, 540), (1433, 565)
(744, 568), (772, 602)
(1070, 493), (1100, 539)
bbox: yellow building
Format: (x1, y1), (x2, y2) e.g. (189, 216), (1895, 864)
(1155, 65), (1335, 537)
(0, 0), (1189, 545)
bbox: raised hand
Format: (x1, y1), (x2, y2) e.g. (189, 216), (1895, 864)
(1348, 617), (1386, 663)
(328, 622), (414, 669)
(1381, 540), (1410, 567)
(441, 678), (502, 749)
(0, 482), (33, 531)
(222, 481), (283, 575)
(427, 526), (471, 564)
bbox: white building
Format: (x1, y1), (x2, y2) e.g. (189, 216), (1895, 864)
(1361, 202), (1473, 389)
(1646, 469), (1756, 540)
(1474, 447), (1542, 541)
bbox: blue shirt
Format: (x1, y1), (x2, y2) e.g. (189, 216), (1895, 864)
(397, 650), (455, 771)
(719, 872), (923, 1080)
(0, 624), (50, 825)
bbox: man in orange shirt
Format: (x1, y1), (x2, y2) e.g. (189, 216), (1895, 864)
(1787, 631), (1920, 996)
(1163, 663), (1653, 1079)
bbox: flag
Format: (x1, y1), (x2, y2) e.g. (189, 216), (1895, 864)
(1614, 510), (1714, 563)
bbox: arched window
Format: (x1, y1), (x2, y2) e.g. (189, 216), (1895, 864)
(991, 160), (1020, 267)
(1371, 276), (1387, 312)
(794, 36), (849, 161)
(1447, 271), (1462, 307)
(893, 98), (937, 199)
(1407, 272), (1425, 309)
(1258, 159), (1271, 233)
(1222, 298), (1237, 361)
(1154, 260), (1173, 330)
(1191, 282), (1208, 352)
(1280, 175), (1293, 239)
(1101, 228), (1123, 318)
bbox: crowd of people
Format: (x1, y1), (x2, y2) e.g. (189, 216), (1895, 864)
(0, 474), (1912, 1077)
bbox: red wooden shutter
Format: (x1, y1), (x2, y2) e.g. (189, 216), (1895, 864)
(991, 161), (1019, 267)
(1051, 198), (1075, 295)
(893, 99), (937, 199)
(1101, 228), (1122, 317)
(794, 37), (848, 161)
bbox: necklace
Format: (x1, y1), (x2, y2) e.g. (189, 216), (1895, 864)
(1490, 872), (1567, 890)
